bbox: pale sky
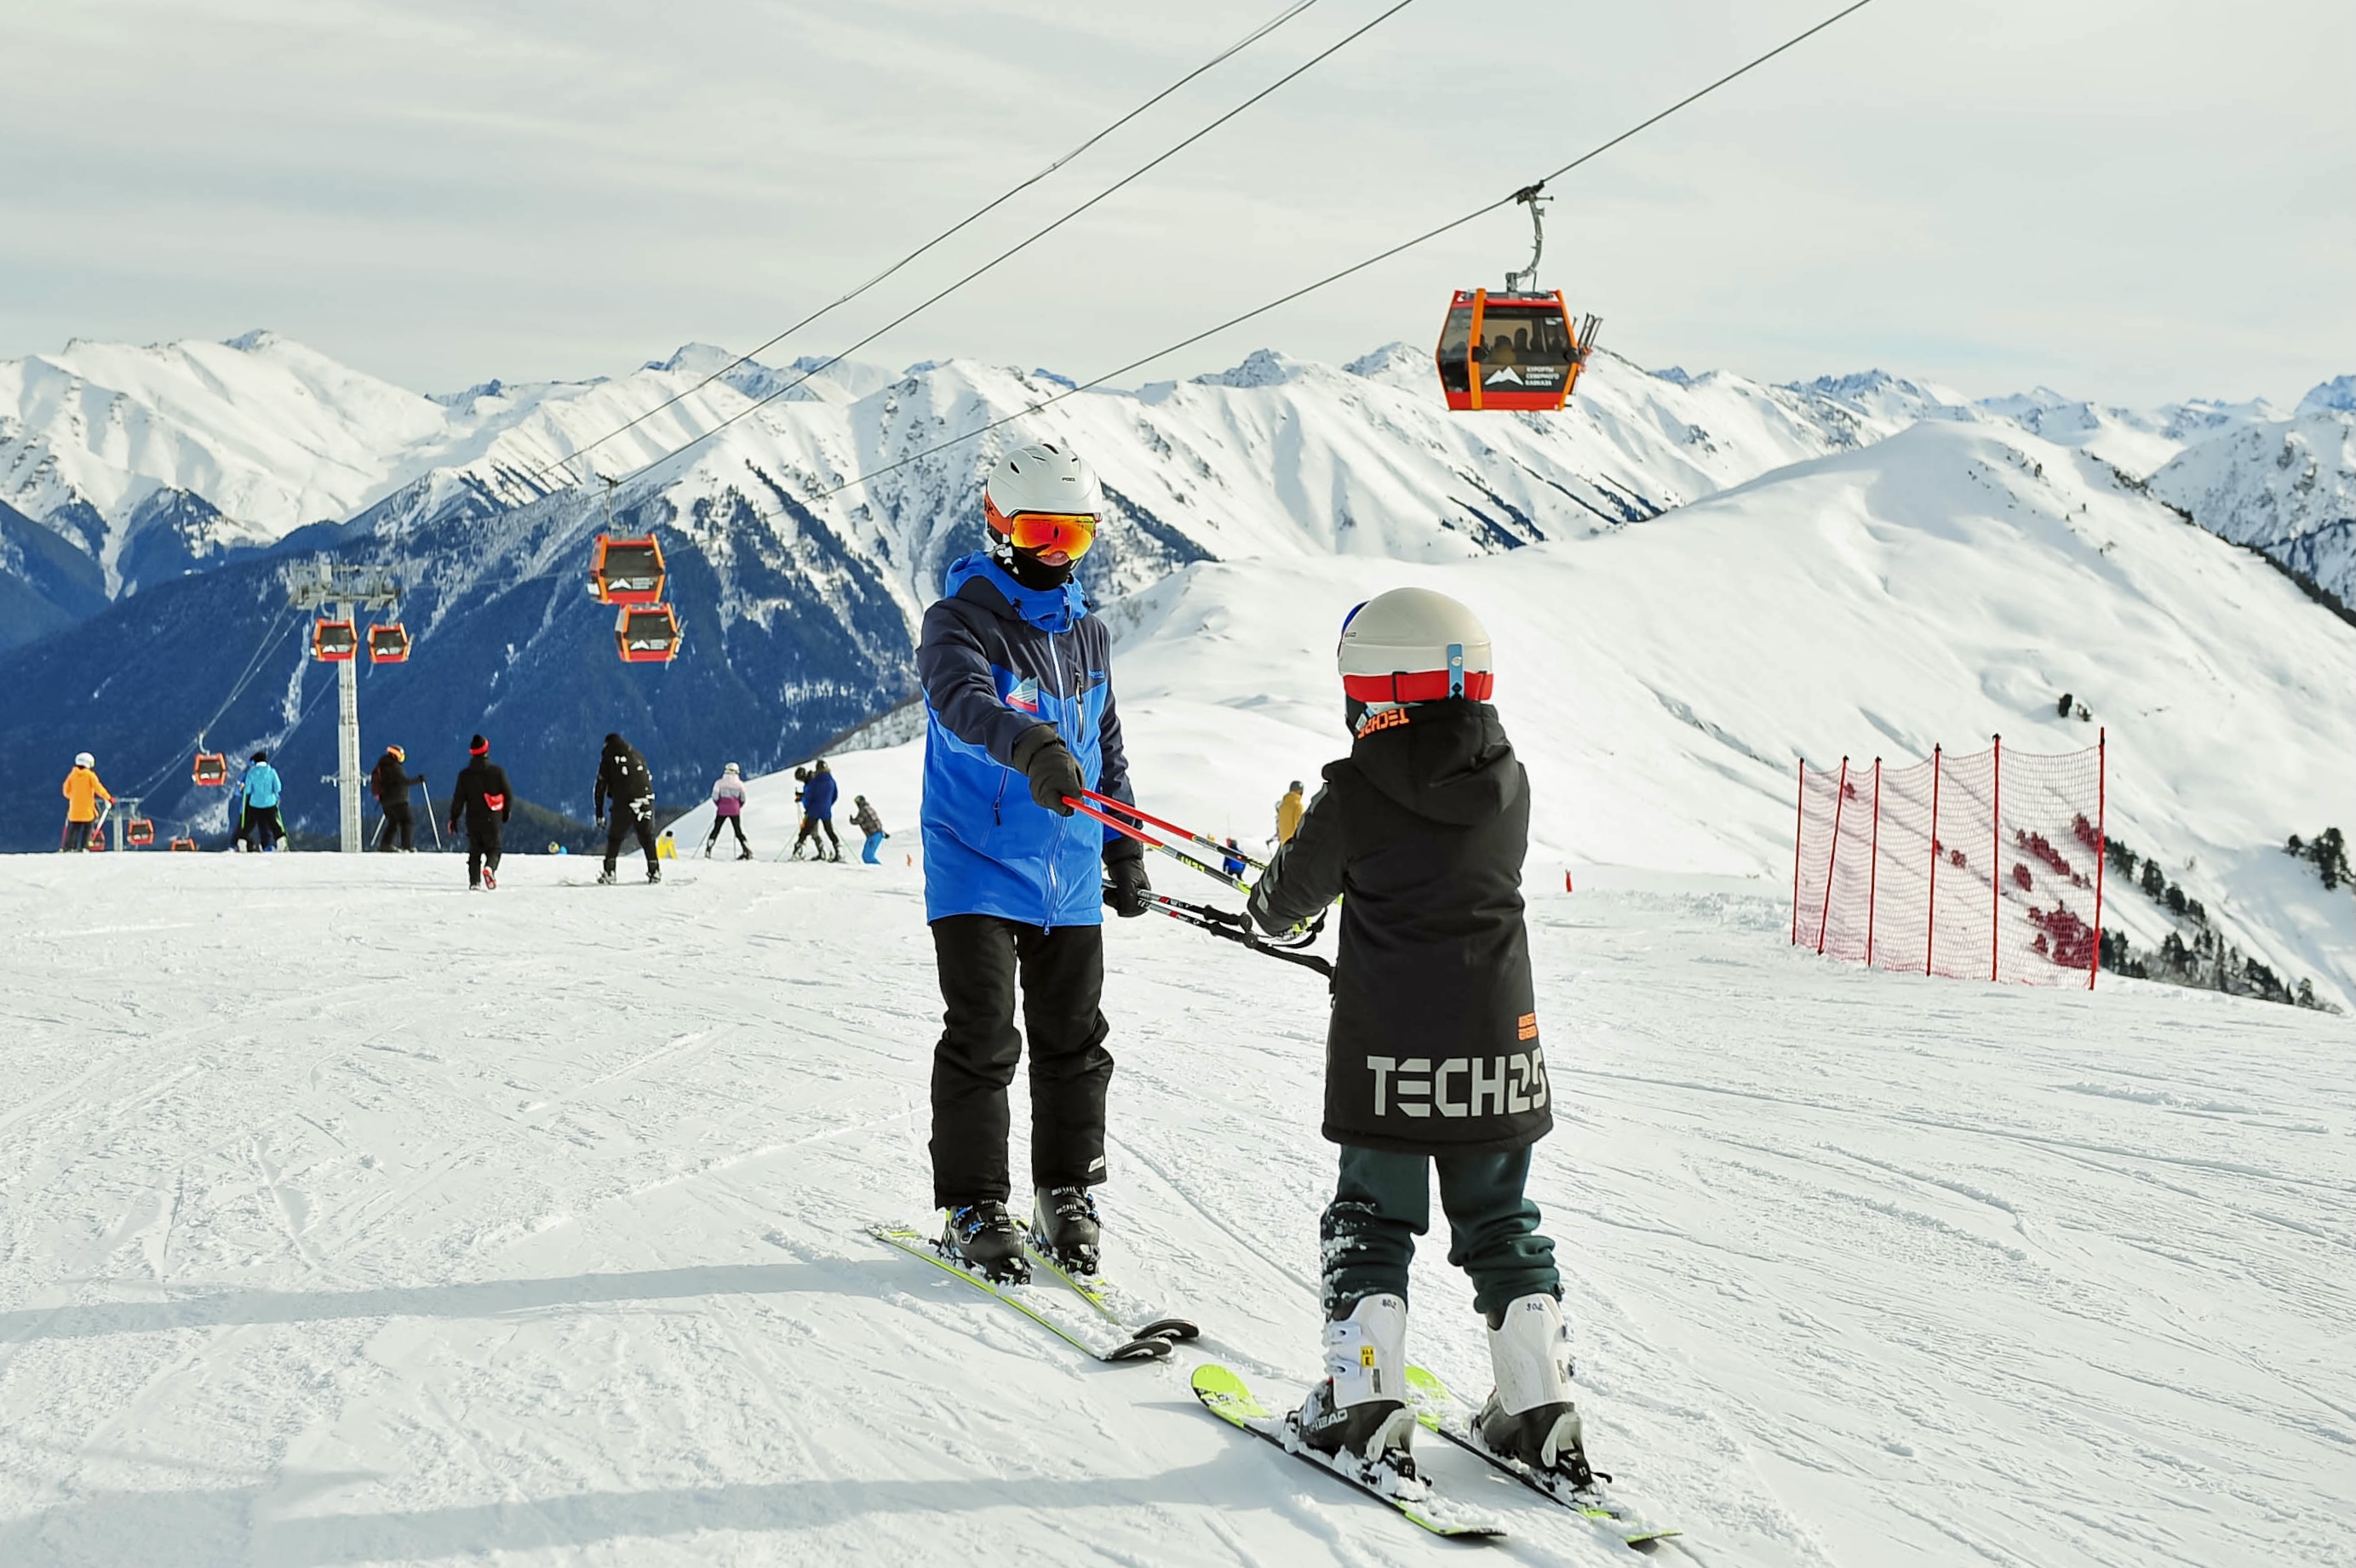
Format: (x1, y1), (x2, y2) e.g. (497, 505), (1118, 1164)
(2, 0), (2349, 408)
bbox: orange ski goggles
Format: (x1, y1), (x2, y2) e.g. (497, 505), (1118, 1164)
(988, 501), (1098, 561)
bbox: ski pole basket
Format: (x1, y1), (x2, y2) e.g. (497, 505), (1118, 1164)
(367, 622), (411, 664)
(311, 619), (358, 661)
(615, 602), (681, 664)
(192, 752), (228, 786)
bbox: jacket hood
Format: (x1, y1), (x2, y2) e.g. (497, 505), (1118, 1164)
(944, 552), (1087, 634)
(1349, 699), (1521, 827)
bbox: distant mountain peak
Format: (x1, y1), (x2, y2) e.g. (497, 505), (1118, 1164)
(1194, 348), (1302, 389)
(2296, 375), (2356, 417)
(222, 329), (280, 352)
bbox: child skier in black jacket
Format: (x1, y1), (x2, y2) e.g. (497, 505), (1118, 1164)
(1248, 587), (1587, 1485)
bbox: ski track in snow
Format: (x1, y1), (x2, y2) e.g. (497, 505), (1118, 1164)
(0, 856), (2349, 1567)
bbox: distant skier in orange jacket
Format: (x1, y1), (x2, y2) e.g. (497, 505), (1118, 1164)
(60, 752), (113, 852)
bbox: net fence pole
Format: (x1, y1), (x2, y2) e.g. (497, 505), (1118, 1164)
(2090, 729), (2107, 992)
(1791, 758), (1805, 947)
(1990, 734), (2003, 984)
(1866, 758), (1883, 969)
(1927, 744), (1941, 976)
(1818, 757), (1848, 954)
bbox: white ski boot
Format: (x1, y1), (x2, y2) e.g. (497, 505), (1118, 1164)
(1475, 1292), (1593, 1485)
(1295, 1293), (1416, 1467)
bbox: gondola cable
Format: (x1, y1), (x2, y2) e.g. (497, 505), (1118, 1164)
(594, 0), (1425, 492)
(765, 0), (1883, 508)
(522, 0), (1329, 490)
(123, 604), (301, 800)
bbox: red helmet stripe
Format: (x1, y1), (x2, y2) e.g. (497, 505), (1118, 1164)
(1341, 669), (1494, 702)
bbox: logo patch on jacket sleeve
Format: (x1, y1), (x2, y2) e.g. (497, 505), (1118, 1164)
(1517, 1011), (1539, 1042)
(1004, 676), (1041, 713)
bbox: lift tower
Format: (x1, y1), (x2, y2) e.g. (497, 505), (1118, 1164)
(289, 561), (400, 854)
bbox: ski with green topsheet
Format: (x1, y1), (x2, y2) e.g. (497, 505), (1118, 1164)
(1189, 1363), (1506, 1539)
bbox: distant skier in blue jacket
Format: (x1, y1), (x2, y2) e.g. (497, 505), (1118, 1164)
(791, 759), (843, 861)
(919, 441), (1150, 1281)
(241, 751), (286, 851)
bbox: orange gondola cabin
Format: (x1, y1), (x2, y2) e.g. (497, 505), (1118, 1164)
(589, 535), (667, 605)
(125, 818), (156, 847)
(615, 603), (681, 664)
(193, 752), (228, 786)
(312, 619), (358, 661)
(1435, 182), (1601, 413)
(368, 623), (411, 664)
(1435, 290), (1600, 412)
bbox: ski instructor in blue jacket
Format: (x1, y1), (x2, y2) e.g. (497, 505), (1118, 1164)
(919, 440), (1150, 1282)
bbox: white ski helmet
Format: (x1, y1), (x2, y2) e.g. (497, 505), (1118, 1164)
(74, 751), (94, 768)
(724, 762), (740, 775)
(983, 442), (1103, 567)
(1337, 588), (1494, 714)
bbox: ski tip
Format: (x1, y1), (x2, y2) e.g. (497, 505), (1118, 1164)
(1109, 1334), (1178, 1362)
(1133, 1315), (1201, 1344)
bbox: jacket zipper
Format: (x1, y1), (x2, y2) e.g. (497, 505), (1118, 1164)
(1043, 625), (1067, 930)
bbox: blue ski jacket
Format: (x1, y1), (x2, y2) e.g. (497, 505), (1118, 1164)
(802, 769), (839, 821)
(918, 553), (1133, 927)
(244, 762), (283, 809)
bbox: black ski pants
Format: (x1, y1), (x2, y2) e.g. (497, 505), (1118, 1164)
(245, 805), (284, 850)
(466, 819), (503, 886)
(605, 809), (658, 874)
(1321, 1144), (1559, 1320)
(380, 800), (415, 850)
(62, 820), (95, 852)
(705, 813), (748, 851)
(928, 915), (1113, 1209)
(794, 814), (841, 860)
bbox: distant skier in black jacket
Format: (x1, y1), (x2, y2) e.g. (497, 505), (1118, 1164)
(1247, 587), (1585, 1486)
(370, 744), (420, 851)
(447, 734), (513, 890)
(595, 732), (661, 884)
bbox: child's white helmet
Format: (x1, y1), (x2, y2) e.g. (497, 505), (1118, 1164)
(984, 441), (1103, 523)
(74, 751), (94, 768)
(1336, 588), (1494, 707)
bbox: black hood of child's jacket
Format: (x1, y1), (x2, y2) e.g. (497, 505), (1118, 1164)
(1350, 698), (1522, 827)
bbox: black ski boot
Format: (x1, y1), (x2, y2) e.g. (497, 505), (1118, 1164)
(1476, 1393), (1593, 1486)
(595, 867), (617, 885)
(647, 864), (662, 884)
(1030, 1186), (1101, 1274)
(941, 1200), (1029, 1282)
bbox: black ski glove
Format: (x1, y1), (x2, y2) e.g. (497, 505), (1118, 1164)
(1103, 838), (1152, 918)
(1009, 724), (1084, 816)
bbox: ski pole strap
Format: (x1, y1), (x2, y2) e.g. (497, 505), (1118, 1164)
(1142, 892), (1335, 979)
(1077, 787), (1271, 874)
(1065, 795), (1251, 893)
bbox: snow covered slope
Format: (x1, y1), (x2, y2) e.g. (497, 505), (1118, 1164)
(0, 847), (2347, 1565)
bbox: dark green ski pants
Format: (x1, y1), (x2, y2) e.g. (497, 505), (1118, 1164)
(1321, 1144), (1559, 1320)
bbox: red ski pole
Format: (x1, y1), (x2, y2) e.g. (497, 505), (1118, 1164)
(1063, 795), (1250, 893)
(1075, 787), (1269, 873)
